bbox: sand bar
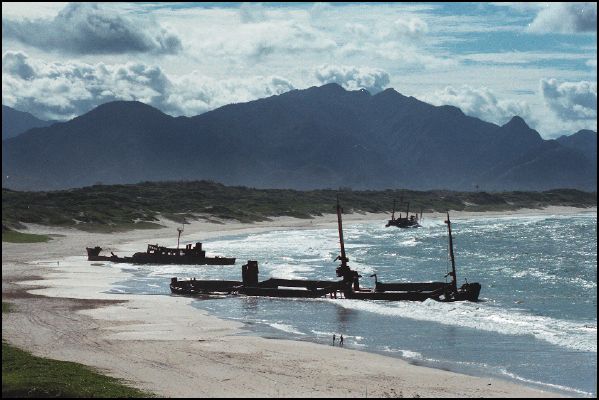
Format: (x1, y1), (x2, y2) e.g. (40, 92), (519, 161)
(3, 206), (595, 397)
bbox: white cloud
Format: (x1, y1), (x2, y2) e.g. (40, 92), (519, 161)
(393, 16), (429, 37)
(2, 51), (36, 80)
(314, 64), (390, 93)
(164, 74), (295, 116)
(1, 2), (67, 19)
(1, 3), (596, 139)
(540, 78), (597, 121)
(528, 2), (597, 33)
(2, 3), (182, 55)
(422, 85), (531, 126)
(193, 19), (337, 62)
(2, 52), (296, 120)
(460, 51), (596, 65)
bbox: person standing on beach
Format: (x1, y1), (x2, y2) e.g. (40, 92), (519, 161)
(340, 335), (344, 346)
(333, 334), (336, 345)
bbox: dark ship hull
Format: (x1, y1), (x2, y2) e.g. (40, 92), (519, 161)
(170, 275), (344, 299)
(385, 218), (421, 228)
(170, 279), (242, 295)
(128, 252), (235, 265)
(344, 282), (481, 301)
(170, 274), (480, 302)
(385, 199), (422, 228)
(87, 242), (235, 265)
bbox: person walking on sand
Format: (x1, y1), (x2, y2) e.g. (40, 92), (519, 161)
(340, 334), (344, 346)
(333, 334), (336, 345)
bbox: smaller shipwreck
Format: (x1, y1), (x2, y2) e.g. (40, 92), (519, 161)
(86, 228), (235, 265)
(385, 198), (422, 228)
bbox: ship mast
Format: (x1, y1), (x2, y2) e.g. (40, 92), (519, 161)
(177, 225), (184, 250)
(391, 199), (396, 221)
(398, 195), (404, 218)
(445, 212), (458, 293)
(336, 196), (348, 268)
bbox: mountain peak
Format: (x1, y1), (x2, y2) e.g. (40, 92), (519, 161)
(380, 87), (399, 95)
(315, 82), (346, 93)
(503, 115), (529, 130)
(499, 115), (543, 146)
(573, 129), (597, 137)
(374, 87), (405, 98)
(78, 100), (170, 122)
(92, 100), (162, 113)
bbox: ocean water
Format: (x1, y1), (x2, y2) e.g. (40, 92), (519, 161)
(107, 212), (597, 397)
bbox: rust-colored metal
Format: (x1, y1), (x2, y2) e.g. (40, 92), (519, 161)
(87, 229), (235, 265)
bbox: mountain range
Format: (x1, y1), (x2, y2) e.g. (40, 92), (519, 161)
(2, 105), (57, 140)
(2, 84), (597, 191)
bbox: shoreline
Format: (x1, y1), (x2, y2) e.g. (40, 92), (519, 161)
(3, 206), (595, 397)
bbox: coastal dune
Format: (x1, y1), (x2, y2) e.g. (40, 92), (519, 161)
(4, 208), (587, 397)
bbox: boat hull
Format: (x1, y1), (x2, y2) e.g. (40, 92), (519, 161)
(170, 278), (242, 294)
(453, 282), (481, 302)
(131, 252), (235, 265)
(345, 290), (442, 301)
(169, 277), (480, 302)
(385, 219), (420, 228)
(237, 286), (337, 298)
(86, 247), (235, 265)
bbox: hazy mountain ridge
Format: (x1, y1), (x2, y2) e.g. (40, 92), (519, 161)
(556, 129), (597, 166)
(2, 84), (597, 191)
(2, 105), (58, 140)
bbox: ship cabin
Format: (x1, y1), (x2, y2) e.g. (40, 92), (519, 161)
(146, 242), (206, 258)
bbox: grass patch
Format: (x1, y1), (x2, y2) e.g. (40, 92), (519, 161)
(2, 341), (155, 398)
(2, 302), (12, 313)
(2, 230), (52, 243)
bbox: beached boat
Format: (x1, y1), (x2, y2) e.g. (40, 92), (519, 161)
(170, 260), (344, 297)
(87, 228), (236, 265)
(385, 199), (421, 228)
(170, 200), (481, 302)
(335, 199), (480, 301)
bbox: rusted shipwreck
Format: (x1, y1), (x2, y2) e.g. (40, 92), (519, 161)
(171, 261), (342, 298)
(385, 198), (422, 228)
(170, 200), (481, 302)
(87, 228), (235, 265)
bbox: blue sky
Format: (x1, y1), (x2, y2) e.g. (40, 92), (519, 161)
(2, 2), (596, 138)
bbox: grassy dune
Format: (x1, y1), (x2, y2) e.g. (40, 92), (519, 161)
(2, 180), (596, 233)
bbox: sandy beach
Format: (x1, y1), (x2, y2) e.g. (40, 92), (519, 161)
(3, 206), (595, 397)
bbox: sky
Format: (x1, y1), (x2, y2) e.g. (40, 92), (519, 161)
(1, 2), (597, 138)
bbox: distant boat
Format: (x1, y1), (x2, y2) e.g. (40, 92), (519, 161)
(385, 199), (421, 228)
(86, 228), (235, 265)
(170, 199), (481, 302)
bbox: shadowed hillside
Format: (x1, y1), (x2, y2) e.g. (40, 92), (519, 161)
(2, 84), (597, 191)
(2, 105), (57, 140)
